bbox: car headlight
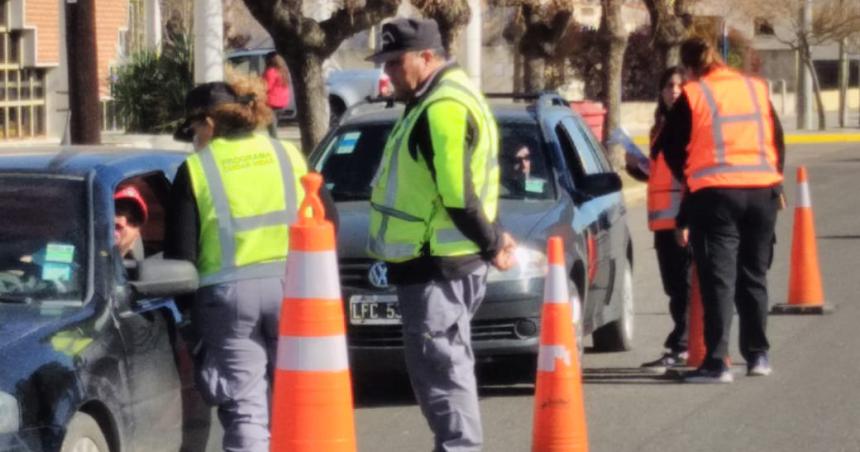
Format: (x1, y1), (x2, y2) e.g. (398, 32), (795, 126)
(0, 391), (20, 433)
(487, 246), (547, 283)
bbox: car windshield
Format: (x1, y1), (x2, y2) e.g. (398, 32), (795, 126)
(0, 175), (88, 304)
(316, 119), (555, 201)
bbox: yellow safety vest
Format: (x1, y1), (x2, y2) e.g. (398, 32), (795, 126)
(186, 133), (307, 286)
(368, 68), (500, 262)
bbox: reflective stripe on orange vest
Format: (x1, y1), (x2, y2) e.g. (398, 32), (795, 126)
(647, 151), (683, 231)
(684, 68), (782, 192)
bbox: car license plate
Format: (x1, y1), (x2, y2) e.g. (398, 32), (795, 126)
(348, 294), (401, 325)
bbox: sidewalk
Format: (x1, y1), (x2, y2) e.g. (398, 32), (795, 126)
(629, 110), (860, 145)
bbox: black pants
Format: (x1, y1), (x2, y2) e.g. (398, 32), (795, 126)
(654, 230), (692, 354)
(687, 186), (779, 369)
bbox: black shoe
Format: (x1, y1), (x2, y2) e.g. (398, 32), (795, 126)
(684, 365), (733, 384)
(641, 351), (688, 373)
(747, 354), (772, 377)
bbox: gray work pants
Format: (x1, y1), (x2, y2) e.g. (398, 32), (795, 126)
(192, 277), (284, 452)
(397, 264), (488, 452)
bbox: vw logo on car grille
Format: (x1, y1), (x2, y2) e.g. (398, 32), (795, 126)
(368, 261), (389, 289)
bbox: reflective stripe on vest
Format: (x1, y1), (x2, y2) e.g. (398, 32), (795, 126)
(685, 70), (781, 192)
(194, 138), (300, 286)
(647, 179), (682, 226)
(369, 72), (498, 261)
(647, 150), (683, 231)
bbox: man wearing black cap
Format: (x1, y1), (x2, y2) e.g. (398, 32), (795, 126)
(366, 17), (516, 452)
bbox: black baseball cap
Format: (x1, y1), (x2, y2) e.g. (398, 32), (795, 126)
(174, 82), (250, 142)
(366, 18), (444, 64)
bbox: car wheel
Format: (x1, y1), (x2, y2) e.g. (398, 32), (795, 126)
(61, 412), (110, 452)
(591, 259), (634, 352)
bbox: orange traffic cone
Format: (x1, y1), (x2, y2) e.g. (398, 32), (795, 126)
(686, 263), (706, 369)
(532, 236), (589, 452)
(269, 173), (357, 452)
(771, 166), (830, 314)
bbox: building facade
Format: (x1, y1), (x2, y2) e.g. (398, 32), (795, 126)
(0, 0), (134, 141)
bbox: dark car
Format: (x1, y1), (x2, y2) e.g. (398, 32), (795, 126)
(0, 148), (219, 452)
(311, 93), (635, 374)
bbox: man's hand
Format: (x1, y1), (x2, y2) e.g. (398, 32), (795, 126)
(674, 227), (689, 247)
(491, 232), (517, 271)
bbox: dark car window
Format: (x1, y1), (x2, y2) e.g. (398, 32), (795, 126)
(0, 175), (88, 303)
(556, 121), (585, 184)
(317, 124), (392, 201)
(570, 116), (613, 172)
(316, 120), (555, 201)
(559, 117), (605, 176)
(498, 121), (555, 200)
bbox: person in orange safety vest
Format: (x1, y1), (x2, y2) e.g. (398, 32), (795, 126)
(661, 37), (785, 384)
(625, 66), (692, 373)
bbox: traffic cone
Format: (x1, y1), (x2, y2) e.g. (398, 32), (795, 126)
(686, 263), (706, 369)
(532, 236), (589, 452)
(771, 166), (831, 314)
(269, 173), (356, 452)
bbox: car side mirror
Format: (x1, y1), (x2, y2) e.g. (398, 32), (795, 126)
(129, 258), (198, 300)
(579, 172), (622, 199)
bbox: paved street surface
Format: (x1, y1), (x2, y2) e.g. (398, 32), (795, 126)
(352, 142), (860, 452)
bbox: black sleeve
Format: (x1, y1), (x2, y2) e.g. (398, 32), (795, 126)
(662, 93), (692, 184)
(412, 110), (503, 261)
(163, 162), (199, 263)
(624, 164), (649, 182)
(770, 101), (786, 174)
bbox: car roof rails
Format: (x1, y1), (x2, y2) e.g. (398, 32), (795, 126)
(485, 91), (570, 135)
(485, 91), (569, 108)
(336, 96), (402, 125)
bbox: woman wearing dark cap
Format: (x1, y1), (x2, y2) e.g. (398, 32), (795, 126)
(626, 66), (692, 373)
(165, 74), (336, 451)
(661, 37), (785, 384)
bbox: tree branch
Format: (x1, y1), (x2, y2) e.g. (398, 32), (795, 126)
(320, 0), (401, 55)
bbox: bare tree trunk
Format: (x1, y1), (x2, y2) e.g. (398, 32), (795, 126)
(284, 53), (328, 154)
(665, 44), (681, 67)
(838, 38), (848, 128)
(513, 51), (523, 93)
(803, 56), (827, 130)
(600, 0), (628, 165)
(524, 56), (545, 92)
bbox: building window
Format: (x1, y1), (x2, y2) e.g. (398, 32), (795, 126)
(0, 25), (47, 139)
(755, 18), (775, 36)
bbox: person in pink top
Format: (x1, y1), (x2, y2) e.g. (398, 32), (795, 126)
(263, 51), (290, 137)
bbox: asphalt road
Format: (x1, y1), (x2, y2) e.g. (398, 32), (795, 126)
(352, 142), (860, 452)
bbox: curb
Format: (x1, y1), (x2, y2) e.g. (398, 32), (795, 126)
(632, 133), (860, 146)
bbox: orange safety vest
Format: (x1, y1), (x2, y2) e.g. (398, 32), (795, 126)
(647, 149), (683, 231)
(683, 67), (783, 193)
